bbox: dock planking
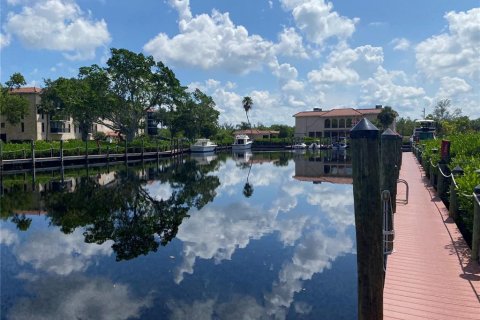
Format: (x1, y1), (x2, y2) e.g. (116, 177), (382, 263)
(384, 152), (480, 319)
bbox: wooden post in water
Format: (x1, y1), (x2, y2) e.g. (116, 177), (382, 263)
(31, 140), (35, 170)
(124, 139), (128, 164)
(350, 118), (383, 320)
(472, 185), (480, 262)
(449, 166), (463, 220)
(85, 140), (88, 162)
(60, 140), (64, 168)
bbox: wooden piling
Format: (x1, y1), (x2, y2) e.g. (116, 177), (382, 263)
(350, 118), (383, 320)
(124, 139), (128, 163)
(381, 129), (399, 213)
(60, 140), (64, 167)
(31, 140), (35, 170)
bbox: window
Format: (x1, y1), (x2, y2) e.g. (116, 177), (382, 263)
(1, 123), (5, 128)
(41, 113), (44, 120)
(332, 119), (338, 128)
(68, 124), (71, 133)
(346, 118), (352, 127)
(339, 119), (345, 128)
(21, 123), (25, 132)
(324, 119), (331, 128)
(309, 132), (315, 137)
(42, 123), (45, 132)
(316, 132), (322, 138)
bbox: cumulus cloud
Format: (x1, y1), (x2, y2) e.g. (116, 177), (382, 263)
(265, 228), (354, 317)
(437, 76), (472, 98)
(5, 0), (111, 60)
(308, 44), (383, 86)
(144, 9), (274, 74)
(416, 8), (480, 80)
(274, 27), (308, 59)
(8, 275), (151, 320)
(391, 37), (411, 51)
(13, 229), (113, 275)
(0, 32), (11, 48)
(280, 0), (359, 44)
(360, 67), (428, 112)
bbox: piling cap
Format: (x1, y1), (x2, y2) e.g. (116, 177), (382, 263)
(451, 165), (464, 176)
(381, 128), (398, 140)
(350, 118), (379, 139)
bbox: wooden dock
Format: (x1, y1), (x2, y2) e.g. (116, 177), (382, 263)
(384, 152), (480, 319)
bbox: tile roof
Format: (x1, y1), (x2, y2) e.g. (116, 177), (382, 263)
(294, 107), (382, 117)
(10, 87), (42, 94)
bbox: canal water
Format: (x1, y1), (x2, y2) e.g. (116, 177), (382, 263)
(0, 151), (357, 319)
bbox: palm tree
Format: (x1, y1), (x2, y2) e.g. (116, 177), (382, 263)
(242, 96), (253, 133)
(242, 162), (254, 198)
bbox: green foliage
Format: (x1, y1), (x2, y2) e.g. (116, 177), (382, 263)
(242, 96), (253, 129)
(418, 132), (480, 237)
(396, 117), (415, 137)
(0, 73), (29, 125)
(376, 106), (398, 129)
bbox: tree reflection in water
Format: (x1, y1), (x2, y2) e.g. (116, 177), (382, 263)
(43, 159), (221, 261)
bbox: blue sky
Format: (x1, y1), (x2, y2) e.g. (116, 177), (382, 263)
(1, 0), (479, 126)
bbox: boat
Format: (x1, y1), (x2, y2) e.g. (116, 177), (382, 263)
(232, 134), (253, 150)
(190, 138), (217, 152)
(411, 119), (436, 143)
(293, 142), (307, 149)
(331, 142), (348, 150)
(191, 151), (217, 164)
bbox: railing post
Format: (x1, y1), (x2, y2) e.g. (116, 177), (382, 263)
(350, 118), (383, 320)
(472, 185), (480, 263)
(449, 166), (463, 220)
(106, 145), (110, 163)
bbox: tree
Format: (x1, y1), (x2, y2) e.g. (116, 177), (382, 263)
(242, 96), (253, 132)
(168, 89), (219, 140)
(0, 73), (29, 125)
(376, 106), (398, 129)
(100, 48), (184, 141)
(431, 99), (462, 121)
(395, 117), (415, 137)
(40, 66), (110, 141)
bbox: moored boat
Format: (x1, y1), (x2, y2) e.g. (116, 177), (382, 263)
(190, 138), (217, 152)
(232, 134), (253, 150)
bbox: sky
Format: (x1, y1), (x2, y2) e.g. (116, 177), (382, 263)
(1, 0), (479, 126)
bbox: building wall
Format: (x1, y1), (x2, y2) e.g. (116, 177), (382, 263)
(294, 113), (382, 140)
(1, 90), (116, 142)
(0, 92), (40, 142)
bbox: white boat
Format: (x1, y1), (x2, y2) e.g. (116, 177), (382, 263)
(190, 138), (217, 152)
(293, 142), (307, 149)
(232, 134), (253, 150)
(331, 142), (348, 150)
(191, 151), (217, 164)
